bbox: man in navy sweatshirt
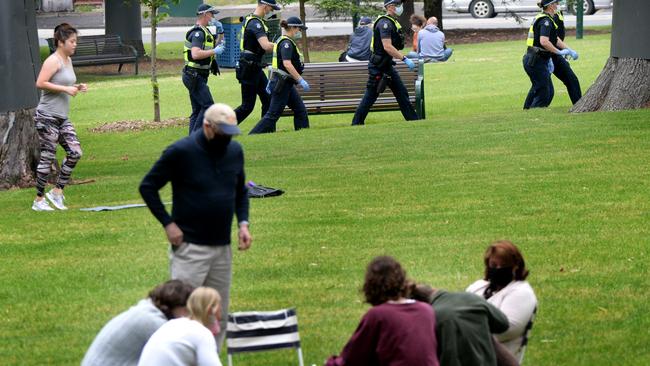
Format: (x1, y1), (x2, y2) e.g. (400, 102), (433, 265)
(139, 103), (251, 349)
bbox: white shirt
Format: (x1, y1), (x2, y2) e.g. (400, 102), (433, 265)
(138, 317), (222, 366)
(466, 279), (537, 363)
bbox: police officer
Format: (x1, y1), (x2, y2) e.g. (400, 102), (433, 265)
(551, 7), (582, 105)
(523, 0), (578, 109)
(249, 17), (310, 135)
(234, 0), (281, 124)
(351, 0), (419, 126)
(183, 4), (225, 133)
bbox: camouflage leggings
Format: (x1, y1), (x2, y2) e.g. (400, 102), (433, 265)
(34, 110), (83, 197)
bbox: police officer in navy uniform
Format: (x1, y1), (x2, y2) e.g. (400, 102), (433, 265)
(351, 0), (419, 126)
(523, 0), (578, 109)
(551, 7), (582, 105)
(183, 4), (226, 133)
(234, 0), (281, 124)
(249, 17), (310, 135)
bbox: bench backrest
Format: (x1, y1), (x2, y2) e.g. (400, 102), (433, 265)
(47, 34), (125, 56)
(283, 60), (425, 118)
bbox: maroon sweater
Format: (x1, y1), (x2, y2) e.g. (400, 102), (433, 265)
(327, 301), (439, 366)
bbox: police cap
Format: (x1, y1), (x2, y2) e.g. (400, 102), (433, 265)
(539, 0), (559, 7)
(197, 4), (219, 16)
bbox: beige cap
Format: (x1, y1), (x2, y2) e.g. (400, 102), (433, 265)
(204, 103), (241, 135)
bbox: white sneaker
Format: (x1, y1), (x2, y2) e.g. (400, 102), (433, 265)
(32, 199), (55, 211)
(46, 190), (68, 210)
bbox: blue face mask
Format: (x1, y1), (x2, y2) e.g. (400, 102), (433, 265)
(395, 4), (404, 16)
(294, 31), (302, 40)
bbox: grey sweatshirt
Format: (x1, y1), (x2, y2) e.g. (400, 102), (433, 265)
(418, 25), (446, 60)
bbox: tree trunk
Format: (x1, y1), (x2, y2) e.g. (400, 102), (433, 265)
(300, 0), (310, 63)
(423, 0), (444, 30)
(0, 109), (40, 190)
(398, 0), (415, 31)
(571, 58), (650, 112)
(151, 6), (161, 122)
(570, 0), (650, 112)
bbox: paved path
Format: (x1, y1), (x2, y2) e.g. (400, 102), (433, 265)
(37, 5), (611, 46)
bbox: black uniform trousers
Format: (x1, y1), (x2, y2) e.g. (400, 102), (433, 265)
(552, 54), (582, 105)
(183, 67), (214, 134)
(352, 62), (418, 125)
(523, 53), (554, 109)
(235, 67), (271, 124)
(249, 78), (309, 135)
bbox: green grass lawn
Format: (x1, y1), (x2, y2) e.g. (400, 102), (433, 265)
(4, 33), (650, 365)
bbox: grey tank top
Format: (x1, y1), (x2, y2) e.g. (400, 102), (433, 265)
(37, 55), (76, 119)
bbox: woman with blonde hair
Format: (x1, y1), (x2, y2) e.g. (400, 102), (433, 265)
(138, 287), (223, 366)
(466, 240), (537, 363)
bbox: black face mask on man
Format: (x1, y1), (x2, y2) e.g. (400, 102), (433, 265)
(206, 132), (231, 151)
(487, 266), (514, 288)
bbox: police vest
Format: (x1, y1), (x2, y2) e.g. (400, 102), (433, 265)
(526, 13), (558, 48)
(272, 36), (304, 75)
(370, 15), (405, 56)
(184, 25), (215, 70)
(240, 14), (269, 59)
(554, 10), (565, 40)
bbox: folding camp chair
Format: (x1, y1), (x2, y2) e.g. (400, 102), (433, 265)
(226, 308), (304, 366)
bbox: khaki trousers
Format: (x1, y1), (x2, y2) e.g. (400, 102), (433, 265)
(170, 243), (232, 350)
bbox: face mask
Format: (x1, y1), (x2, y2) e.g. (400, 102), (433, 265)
(487, 266), (514, 288)
(395, 4), (404, 16)
(208, 132), (231, 149)
(294, 31), (302, 40)
(264, 10), (275, 20)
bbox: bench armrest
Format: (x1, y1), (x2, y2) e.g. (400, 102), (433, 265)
(415, 60), (426, 120)
(117, 38), (139, 60)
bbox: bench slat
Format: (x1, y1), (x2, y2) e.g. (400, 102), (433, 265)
(281, 60), (424, 119)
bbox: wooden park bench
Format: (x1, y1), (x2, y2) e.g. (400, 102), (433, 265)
(47, 34), (139, 75)
(281, 60), (425, 119)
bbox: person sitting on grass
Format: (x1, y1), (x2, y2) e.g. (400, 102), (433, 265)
(416, 17), (453, 62)
(81, 280), (194, 366)
(138, 287), (223, 366)
(410, 283), (520, 366)
(466, 240), (538, 364)
(406, 14), (427, 59)
(325, 256), (439, 366)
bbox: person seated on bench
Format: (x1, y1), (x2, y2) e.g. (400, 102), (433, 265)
(249, 17), (310, 135)
(351, 0), (419, 126)
(325, 256), (439, 366)
(138, 287), (224, 366)
(81, 280), (194, 366)
(406, 14), (427, 59)
(341, 16), (373, 62)
(416, 17), (453, 62)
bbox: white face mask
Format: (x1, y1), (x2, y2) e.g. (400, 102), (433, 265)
(294, 31), (302, 40)
(395, 4), (404, 16)
(264, 10), (275, 20)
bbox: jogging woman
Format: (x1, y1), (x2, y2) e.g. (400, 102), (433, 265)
(32, 23), (86, 211)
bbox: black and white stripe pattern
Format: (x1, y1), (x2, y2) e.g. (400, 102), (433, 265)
(227, 308), (301, 353)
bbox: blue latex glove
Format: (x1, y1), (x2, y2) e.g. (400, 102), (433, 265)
(568, 48), (579, 60)
(298, 78), (310, 92)
(557, 48), (571, 57)
(403, 56), (416, 71)
(214, 44), (225, 55)
(547, 58), (554, 74)
(265, 80), (272, 94)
